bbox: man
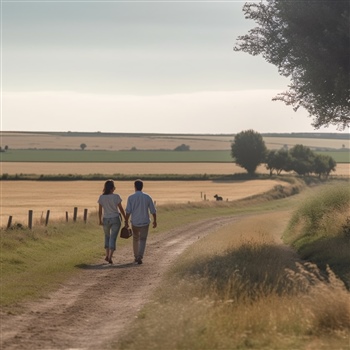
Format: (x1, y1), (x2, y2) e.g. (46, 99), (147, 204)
(125, 179), (157, 265)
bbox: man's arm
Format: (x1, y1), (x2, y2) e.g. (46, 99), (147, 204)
(152, 213), (157, 228)
(124, 213), (131, 227)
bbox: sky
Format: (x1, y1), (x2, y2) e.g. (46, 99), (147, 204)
(1, 0), (348, 135)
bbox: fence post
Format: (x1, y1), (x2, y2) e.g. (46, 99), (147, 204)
(66, 211), (69, 222)
(84, 209), (88, 223)
(73, 207), (78, 222)
(28, 210), (33, 229)
(45, 210), (50, 226)
(7, 216), (12, 229)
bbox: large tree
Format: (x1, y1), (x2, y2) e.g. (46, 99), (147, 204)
(234, 0), (349, 130)
(231, 129), (267, 175)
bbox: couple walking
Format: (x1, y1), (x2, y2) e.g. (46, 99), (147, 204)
(98, 179), (157, 265)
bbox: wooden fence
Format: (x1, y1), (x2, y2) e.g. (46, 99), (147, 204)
(6, 207), (89, 230)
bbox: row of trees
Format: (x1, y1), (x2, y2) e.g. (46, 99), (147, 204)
(231, 130), (336, 178)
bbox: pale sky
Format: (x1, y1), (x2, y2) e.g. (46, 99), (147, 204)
(1, 0), (347, 134)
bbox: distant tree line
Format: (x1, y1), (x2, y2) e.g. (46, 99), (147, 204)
(231, 130), (337, 178)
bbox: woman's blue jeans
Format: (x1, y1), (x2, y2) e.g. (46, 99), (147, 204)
(103, 216), (121, 251)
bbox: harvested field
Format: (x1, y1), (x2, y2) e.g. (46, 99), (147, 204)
(1, 179), (282, 226)
(1, 132), (348, 151)
(1, 162), (349, 176)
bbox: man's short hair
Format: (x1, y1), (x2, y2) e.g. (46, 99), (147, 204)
(134, 179), (143, 191)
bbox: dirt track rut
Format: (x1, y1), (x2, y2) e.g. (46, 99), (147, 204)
(1, 216), (239, 350)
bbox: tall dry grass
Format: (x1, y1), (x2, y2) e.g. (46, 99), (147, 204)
(117, 211), (350, 350)
(284, 182), (350, 288)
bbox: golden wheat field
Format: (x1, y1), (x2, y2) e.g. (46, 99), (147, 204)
(0, 179), (282, 226)
(2, 162), (350, 176)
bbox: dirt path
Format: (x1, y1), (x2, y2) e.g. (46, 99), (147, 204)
(1, 216), (245, 350)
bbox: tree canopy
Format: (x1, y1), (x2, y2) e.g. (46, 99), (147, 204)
(265, 144), (337, 177)
(234, 0), (349, 130)
(231, 129), (267, 175)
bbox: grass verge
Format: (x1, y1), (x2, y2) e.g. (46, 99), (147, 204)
(283, 182), (350, 288)
(1, 221), (103, 309)
(117, 198), (350, 350)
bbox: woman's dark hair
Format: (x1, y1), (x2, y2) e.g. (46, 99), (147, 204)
(134, 179), (143, 191)
(103, 180), (115, 195)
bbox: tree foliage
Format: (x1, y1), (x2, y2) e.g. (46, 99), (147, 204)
(313, 154), (337, 178)
(266, 149), (290, 175)
(266, 144), (337, 178)
(235, 0), (350, 130)
(231, 130), (267, 175)
(174, 144), (190, 151)
(289, 144), (315, 175)
(80, 143), (87, 150)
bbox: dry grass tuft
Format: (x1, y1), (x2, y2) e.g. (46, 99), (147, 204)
(285, 264), (350, 334)
(118, 212), (350, 350)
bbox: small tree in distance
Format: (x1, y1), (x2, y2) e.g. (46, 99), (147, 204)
(231, 130), (267, 175)
(174, 144), (190, 151)
(80, 143), (87, 151)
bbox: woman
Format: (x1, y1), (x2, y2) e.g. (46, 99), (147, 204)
(98, 180), (126, 264)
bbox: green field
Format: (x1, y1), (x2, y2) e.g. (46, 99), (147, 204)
(1, 149), (349, 163)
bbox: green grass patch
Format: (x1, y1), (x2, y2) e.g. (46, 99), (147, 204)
(0, 221), (104, 307)
(2, 149), (349, 163)
(315, 150), (350, 163)
(0, 149), (232, 162)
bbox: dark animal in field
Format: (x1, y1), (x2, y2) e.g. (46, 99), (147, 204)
(214, 194), (223, 201)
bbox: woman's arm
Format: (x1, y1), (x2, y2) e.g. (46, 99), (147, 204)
(98, 204), (103, 225)
(118, 203), (127, 222)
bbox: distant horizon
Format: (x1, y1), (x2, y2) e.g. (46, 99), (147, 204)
(1, 130), (349, 137)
